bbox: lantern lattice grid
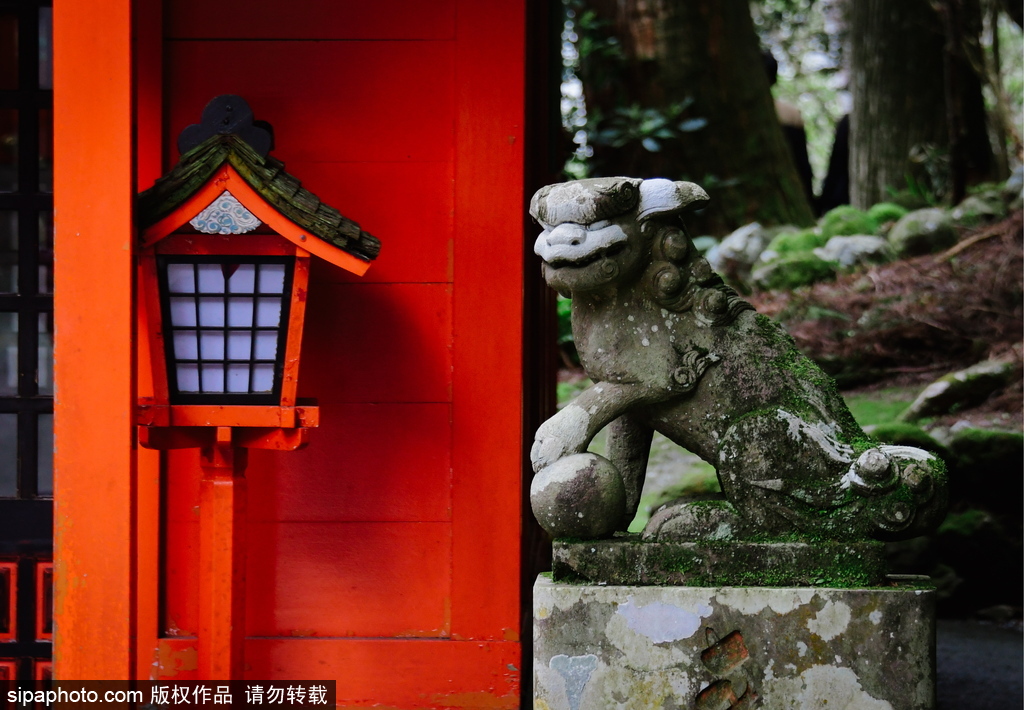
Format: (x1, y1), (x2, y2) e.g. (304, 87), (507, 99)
(157, 255), (294, 404)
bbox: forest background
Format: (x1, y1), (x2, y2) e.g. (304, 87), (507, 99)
(558, 0), (1023, 234)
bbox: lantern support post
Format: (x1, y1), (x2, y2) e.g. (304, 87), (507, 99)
(198, 428), (248, 680)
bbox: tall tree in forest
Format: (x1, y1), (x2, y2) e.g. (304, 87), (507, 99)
(847, 0), (995, 207)
(574, 0), (815, 234)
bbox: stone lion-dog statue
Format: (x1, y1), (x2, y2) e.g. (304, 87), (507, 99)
(529, 177), (946, 543)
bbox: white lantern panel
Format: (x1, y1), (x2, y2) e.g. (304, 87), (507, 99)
(201, 364), (225, 392)
(172, 330), (198, 360)
(199, 331), (225, 360)
(254, 331), (278, 360)
(255, 298), (282, 327)
(167, 264), (196, 293)
(227, 264), (256, 293)
(226, 364), (250, 392)
(227, 298), (254, 327)
(169, 298), (197, 327)
(258, 263), (286, 294)
(176, 363), (200, 392)
(197, 263), (226, 293)
(227, 331), (252, 360)
(251, 363), (274, 393)
(198, 297), (225, 327)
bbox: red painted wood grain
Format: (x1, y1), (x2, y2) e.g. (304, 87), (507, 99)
(155, 637), (520, 708)
(245, 522), (451, 638)
(296, 160), (455, 285)
(164, 42), (455, 166)
(167, 0), (455, 41)
(247, 403), (452, 523)
(298, 283), (453, 404)
(449, 0), (525, 642)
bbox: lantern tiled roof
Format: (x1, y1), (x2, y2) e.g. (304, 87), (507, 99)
(137, 132), (381, 262)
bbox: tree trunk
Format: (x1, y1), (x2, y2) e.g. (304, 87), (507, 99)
(578, 0), (815, 234)
(848, 0), (994, 207)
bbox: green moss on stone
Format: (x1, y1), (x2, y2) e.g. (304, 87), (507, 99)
(866, 202), (909, 226)
(819, 206), (877, 238)
(753, 253), (837, 290)
(764, 228), (828, 255)
(868, 422), (952, 464)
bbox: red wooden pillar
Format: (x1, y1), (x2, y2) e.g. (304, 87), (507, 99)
(52, 0), (136, 680)
(198, 432), (248, 680)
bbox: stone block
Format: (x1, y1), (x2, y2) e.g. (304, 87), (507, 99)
(552, 538), (889, 588)
(534, 575), (935, 709)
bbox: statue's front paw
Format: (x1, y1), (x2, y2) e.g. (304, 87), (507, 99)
(531, 433), (566, 473)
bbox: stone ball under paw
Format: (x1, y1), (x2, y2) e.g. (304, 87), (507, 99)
(530, 453), (626, 540)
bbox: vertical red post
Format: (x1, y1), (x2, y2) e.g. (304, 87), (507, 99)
(198, 429), (248, 679)
(52, 0), (136, 680)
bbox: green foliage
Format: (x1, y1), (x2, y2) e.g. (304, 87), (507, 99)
(765, 228), (827, 255)
(866, 202), (910, 225)
(588, 101), (707, 154)
(556, 295), (573, 345)
(884, 188), (933, 211)
(907, 142), (951, 203)
(818, 205), (877, 238)
(560, 2), (709, 179)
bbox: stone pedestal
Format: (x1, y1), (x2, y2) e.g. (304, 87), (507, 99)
(534, 575), (936, 710)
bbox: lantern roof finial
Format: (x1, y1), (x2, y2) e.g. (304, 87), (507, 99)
(177, 95), (273, 158)
(137, 98), (381, 263)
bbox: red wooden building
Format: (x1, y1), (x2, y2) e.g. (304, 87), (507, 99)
(0, 0), (558, 706)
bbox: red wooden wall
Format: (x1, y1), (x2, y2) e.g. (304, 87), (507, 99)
(56, 1), (525, 706)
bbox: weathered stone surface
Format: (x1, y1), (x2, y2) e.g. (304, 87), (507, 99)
(529, 177), (948, 545)
(887, 207), (957, 257)
(898, 359), (1015, 422)
(534, 576), (936, 710)
(951, 193), (1004, 228)
(531, 453), (627, 539)
(813, 235), (893, 269)
(551, 537), (888, 587)
(706, 222), (772, 281)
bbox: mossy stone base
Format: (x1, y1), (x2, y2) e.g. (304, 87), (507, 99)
(534, 575), (936, 709)
(552, 537), (888, 587)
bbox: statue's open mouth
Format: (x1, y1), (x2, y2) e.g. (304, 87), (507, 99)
(545, 242), (627, 270)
